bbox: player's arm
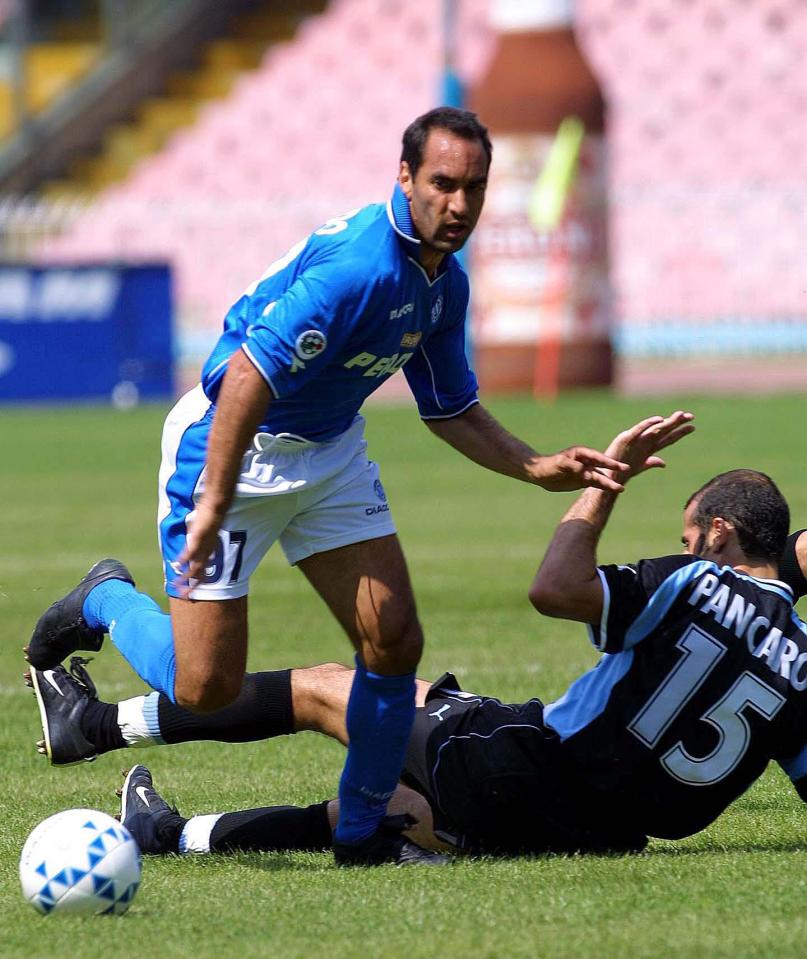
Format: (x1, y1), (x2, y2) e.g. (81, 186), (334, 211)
(425, 403), (628, 493)
(406, 279), (623, 492)
(177, 350), (271, 593)
(529, 413), (694, 623)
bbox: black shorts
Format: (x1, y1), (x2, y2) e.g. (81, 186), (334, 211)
(401, 674), (647, 856)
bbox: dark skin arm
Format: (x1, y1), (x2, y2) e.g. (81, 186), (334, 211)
(529, 411), (695, 623)
(425, 402), (630, 493)
(175, 349), (271, 595)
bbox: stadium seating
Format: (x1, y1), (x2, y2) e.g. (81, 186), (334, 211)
(578, 0), (807, 355)
(37, 0), (493, 362)
(32, 0), (807, 372)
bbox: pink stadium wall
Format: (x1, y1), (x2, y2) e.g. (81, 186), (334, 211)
(36, 0), (807, 386)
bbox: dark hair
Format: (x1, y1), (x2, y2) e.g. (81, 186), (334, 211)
(401, 107), (492, 179)
(685, 469), (790, 563)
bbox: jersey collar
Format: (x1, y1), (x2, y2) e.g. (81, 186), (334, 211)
(725, 565), (795, 605)
(386, 182), (453, 278)
(387, 182), (419, 248)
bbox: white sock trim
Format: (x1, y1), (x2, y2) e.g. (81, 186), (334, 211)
(117, 693), (165, 748)
(179, 814), (224, 855)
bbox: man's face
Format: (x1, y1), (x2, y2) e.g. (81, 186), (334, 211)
(682, 498), (720, 559)
(398, 128), (489, 256)
(681, 500), (706, 557)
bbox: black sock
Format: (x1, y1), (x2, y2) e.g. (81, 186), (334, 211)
(80, 700), (126, 754)
(157, 670), (295, 744)
(209, 801), (332, 853)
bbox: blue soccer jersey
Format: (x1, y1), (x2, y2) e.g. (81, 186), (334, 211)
(543, 553), (807, 839)
(200, 183), (479, 441)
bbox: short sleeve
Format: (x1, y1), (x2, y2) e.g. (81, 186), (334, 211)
(589, 554), (706, 654)
(242, 261), (372, 398)
(780, 531), (807, 601)
(402, 274), (479, 418)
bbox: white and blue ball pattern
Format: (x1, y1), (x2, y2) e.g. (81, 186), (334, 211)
(20, 809), (141, 915)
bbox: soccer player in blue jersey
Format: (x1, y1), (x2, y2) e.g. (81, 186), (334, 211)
(26, 107), (631, 866)
(30, 416), (807, 856)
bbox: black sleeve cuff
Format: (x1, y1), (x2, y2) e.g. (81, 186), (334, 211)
(780, 531), (807, 600)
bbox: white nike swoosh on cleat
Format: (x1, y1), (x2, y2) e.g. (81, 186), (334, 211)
(43, 671), (65, 697)
(135, 785), (152, 808)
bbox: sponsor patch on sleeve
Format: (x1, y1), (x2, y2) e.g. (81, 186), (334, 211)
(294, 329), (327, 361)
(400, 332), (422, 348)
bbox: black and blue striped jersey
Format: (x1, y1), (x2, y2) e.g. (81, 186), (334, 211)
(543, 539), (807, 840)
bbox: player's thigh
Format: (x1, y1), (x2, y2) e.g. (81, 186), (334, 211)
(169, 595), (248, 711)
(297, 534), (423, 671)
(158, 392), (300, 603)
(292, 665), (433, 741)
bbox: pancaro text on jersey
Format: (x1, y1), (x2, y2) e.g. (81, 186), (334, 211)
(689, 571), (807, 689)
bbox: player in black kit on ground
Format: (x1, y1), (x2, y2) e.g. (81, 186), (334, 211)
(28, 413), (807, 857)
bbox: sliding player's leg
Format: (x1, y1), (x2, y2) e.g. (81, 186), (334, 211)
(26, 655), (434, 766)
(118, 765), (447, 857)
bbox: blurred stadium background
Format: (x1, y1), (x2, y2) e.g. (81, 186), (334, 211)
(0, 0), (805, 404)
(3, 7), (807, 952)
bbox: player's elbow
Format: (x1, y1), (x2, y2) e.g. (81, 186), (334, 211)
(528, 574), (569, 618)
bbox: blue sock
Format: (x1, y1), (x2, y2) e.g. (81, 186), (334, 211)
(335, 657), (416, 844)
(82, 580), (177, 703)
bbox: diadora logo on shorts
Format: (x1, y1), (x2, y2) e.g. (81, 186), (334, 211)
(344, 351), (415, 378)
(389, 302), (414, 320)
(431, 295), (443, 324)
(366, 479), (390, 516)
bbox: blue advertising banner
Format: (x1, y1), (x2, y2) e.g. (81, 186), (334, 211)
(0, 264), (174, 403)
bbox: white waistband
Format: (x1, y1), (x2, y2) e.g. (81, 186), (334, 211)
(253, 431), (319, 453)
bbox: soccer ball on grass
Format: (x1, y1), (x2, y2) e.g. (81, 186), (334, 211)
(20, 809), (141, 915)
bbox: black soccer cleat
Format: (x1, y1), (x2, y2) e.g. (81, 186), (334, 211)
(26, 656), (99, 766)
(118, 765), (185, 856)
(26, 559), (134, 669)
(333, 814), (450, 867)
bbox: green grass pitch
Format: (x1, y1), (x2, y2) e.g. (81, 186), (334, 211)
(2, 392), (807, 958)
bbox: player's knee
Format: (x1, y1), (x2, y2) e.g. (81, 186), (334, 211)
(174, 670), (242, 714)
(370, 612), (423, 672)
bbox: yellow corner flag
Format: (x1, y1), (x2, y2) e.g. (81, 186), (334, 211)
(528, 116), (585, 232)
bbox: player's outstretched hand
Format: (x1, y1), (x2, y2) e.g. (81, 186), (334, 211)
(605, 411), (695, 484)
(532, 447), (630, 493)
(174, 501), (225, 598)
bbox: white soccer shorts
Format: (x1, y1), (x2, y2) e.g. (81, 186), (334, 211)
(158, 386), (397, 600)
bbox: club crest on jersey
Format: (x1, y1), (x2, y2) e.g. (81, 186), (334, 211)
(430, 296), (443, 324)
(400, 331), (422, 348)
(294, 329), (327, 362)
